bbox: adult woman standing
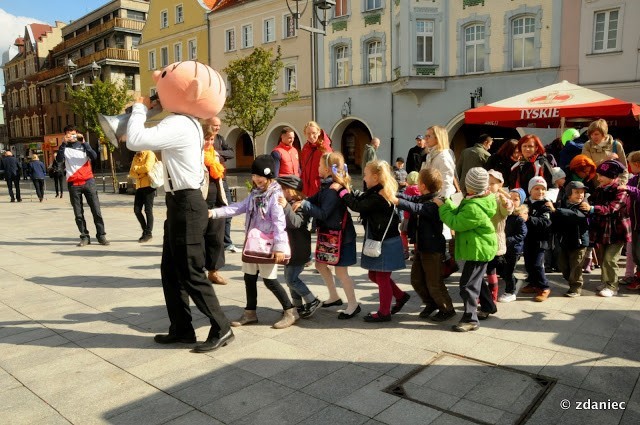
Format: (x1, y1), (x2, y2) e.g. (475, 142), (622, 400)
(484, 139), (521, 181)
(203, 125), (228, 285)
(29, 154), (47, 202)
(508, 134), (554, 196)
(581, 118), (628, 184)
(421, 125), (457, 198)
(300, 121), (332, 198)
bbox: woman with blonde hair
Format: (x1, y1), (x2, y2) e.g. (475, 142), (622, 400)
(300, 152), (360, 319)
(582, 118), (628, 184)
(421, 125), (457, 198)
(300, 121), (332, 198)
(335, 160), (409, 322)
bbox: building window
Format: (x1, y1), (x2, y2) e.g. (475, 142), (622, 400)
(416, 19), (434, 64)
(175, 4), (184, 24)
(365, 0), (382, 11)
(160, 10), (168, 28)
(188, 39), (197, 59)
(264, 18), (275, 43)
(284, 15), (296, 38)
(367, 41), (382, 83)
(225, 29), (236, 51)
(242, 24), (253, 48)
(29, 86), (37, 105)
(284, 65), (297, 92)
(465, 24), (485, 73)
(132, 35), (141, 49)
(335, 0), (348, 17)
(336, 45), (350, 86)
(148, 50), (156, 69)
(512, 16), (535, 69)
(160, 47), (169, 67)
(127, 10), (145, 21)
(174, 43), (182, 62)
(31, 116), (39, 136)
(593, 9), (619, 52)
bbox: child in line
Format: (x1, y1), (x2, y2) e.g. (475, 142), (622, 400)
(393, 157), (408, 191)
(499, 189), (528, 302)
(394, 168), (456, 321)
(300, 152), (360, 319)
(400, 171), (420, 259)
(588, 159), (630, 297)
(545, 167), (567, 273)
(548, 181), (590, 297)
(521, 176), (553, 302)
(620, 151), (640, 289)
(436, 167), (497, 332)
(277, 175), (322, 318)
(210, 155), (296, 329)
(338, 160), (409, 322)
(479, 170), (514, 319)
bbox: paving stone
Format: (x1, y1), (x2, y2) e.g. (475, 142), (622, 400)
(105, 393), (192, 424)
(292, 405), (369, 425)
(171, 367), (263, 407)
(302, 363), (383, 404)
(337, 375), (400, 417)
(231, 391), (328, 425)
(163, 410), (224, 425)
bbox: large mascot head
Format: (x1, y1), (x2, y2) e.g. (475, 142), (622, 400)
(153, 61), (226, 119)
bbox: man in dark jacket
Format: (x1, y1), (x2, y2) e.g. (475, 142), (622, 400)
(0, 151), (22, 202)
(456, 134), (492, 194)
(406, 135), (425, 174)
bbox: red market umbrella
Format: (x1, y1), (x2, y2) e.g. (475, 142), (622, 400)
(464, 80), (640, 128)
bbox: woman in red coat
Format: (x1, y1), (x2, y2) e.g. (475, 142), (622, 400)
(301, 121), (332, 197)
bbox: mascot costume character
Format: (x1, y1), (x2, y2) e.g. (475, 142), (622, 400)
(127, 61), (232, 353)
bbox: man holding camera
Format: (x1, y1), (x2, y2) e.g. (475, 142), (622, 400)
(56, 124), (109, 247)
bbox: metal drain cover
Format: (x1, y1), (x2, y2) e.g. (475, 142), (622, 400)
(384, 352), (556, 424)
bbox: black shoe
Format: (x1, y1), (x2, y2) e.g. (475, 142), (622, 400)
(17, 199), (22, 202)
(419, 305), (438, 318)
(431, 310), (456, 322)
(97, 237), (110, 246)
(338, 305), (361, 320)
(193, 329), (235, 353)
(477, 311), (494, 321)
(363, 311), (392, 322)
(77, 238), (90, 247)
(154, 333), (196, 344)
(391, 293), (411, 314)
(139, 234), (152, 243)
(321, 298), (344, 308)
(10, 199), (15, 203)
(300, 298), (322, 319)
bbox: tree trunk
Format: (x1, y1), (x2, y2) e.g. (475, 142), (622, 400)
(252, 133), (257, 159)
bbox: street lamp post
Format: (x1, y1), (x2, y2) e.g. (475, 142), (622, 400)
(285, 1), (335, 122)
(65, 59), (102, 173)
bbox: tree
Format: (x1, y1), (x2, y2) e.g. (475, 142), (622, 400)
(223, 46), (299, 158)
(66, 79), (132, 191)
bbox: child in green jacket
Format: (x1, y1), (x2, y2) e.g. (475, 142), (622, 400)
(435, 167), (498, 332)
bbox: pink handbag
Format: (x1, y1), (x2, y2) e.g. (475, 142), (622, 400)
(242, 228), (291, 264)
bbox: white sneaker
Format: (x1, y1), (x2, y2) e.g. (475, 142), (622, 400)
(498, 293), (516, 303)
(226, 244), (240, 253)
(597, 288), (617, 297)
(596, 283), (606, 291)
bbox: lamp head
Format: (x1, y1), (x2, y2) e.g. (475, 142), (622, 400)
(314, 0), (335, 9)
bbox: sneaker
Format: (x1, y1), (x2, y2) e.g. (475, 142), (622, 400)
(77, 238), (90, 247)
(226, 244), (240, 253)
(139, 234), (152, 243)
(452, 322), (479, 332)
(477, 311), (494, 320)
(520, 285), (538, 294)
(430, 309), (456, 322)
(300, 298), (322, 319)
(97, 237), (110, 246)
(597, 288), (617, 297)
(498, 293), (516, 303)
(619, 276), (635, 286)
(534, 289), (551, 302)
(595, 283), (606, 291)
(419, 305), (438, 319)
(565, 290), (581, 298)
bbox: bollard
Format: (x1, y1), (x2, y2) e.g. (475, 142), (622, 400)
(102, 176), (106, 192)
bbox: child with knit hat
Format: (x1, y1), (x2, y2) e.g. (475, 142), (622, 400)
(435, 167), (497, 332)
(401, 171), (421, 258)
(521, 176), (553, 301)
(499, 190), (529, 302)
(588, 159), (631, 297)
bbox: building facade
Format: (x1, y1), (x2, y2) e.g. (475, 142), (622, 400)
(316, 0), (562, 166)
(34, 0), (149, 169)
(2, 23), (65, 160)
(209, 0), (313, 168)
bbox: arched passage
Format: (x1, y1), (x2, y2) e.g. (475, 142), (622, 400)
(225, 128), (253, 169)
(330, 118), (373, 172)
(446, 112), (523, 159)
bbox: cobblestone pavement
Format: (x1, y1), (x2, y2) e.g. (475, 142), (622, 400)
(0, 180), (639, 424)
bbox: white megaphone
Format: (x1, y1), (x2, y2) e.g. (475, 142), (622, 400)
(98, 94), (162, 147)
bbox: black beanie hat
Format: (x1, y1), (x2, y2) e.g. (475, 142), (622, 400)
(596, 159), (625, 179)
(276, 175), (303, 192)
(251, 154), (275, 179)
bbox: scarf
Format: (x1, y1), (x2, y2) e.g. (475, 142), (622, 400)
(204, 146), (225, 180)
(249, 180), (280, 221)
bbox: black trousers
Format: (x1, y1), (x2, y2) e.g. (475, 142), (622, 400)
(6, 176), (21, 201)
(458, 261), (488, 324)
(161, 189), (230, 338)
(134, 186), (156, 236)
(204, 217), (226, 271)
(68, 180), (106, 239)
(53, 174), (64, 196)
(32, 178), (44, 200)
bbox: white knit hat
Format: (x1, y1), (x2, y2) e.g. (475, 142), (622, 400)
(528, 176), (547, 193)
(465, 167), (489, 194)
(551, 167), (566, 185)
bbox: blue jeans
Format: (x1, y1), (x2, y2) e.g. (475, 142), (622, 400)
(284, 265), (311, 304)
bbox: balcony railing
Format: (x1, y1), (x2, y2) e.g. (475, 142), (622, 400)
(35, 48), (140, 83)
(52, 18), (145, 55)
